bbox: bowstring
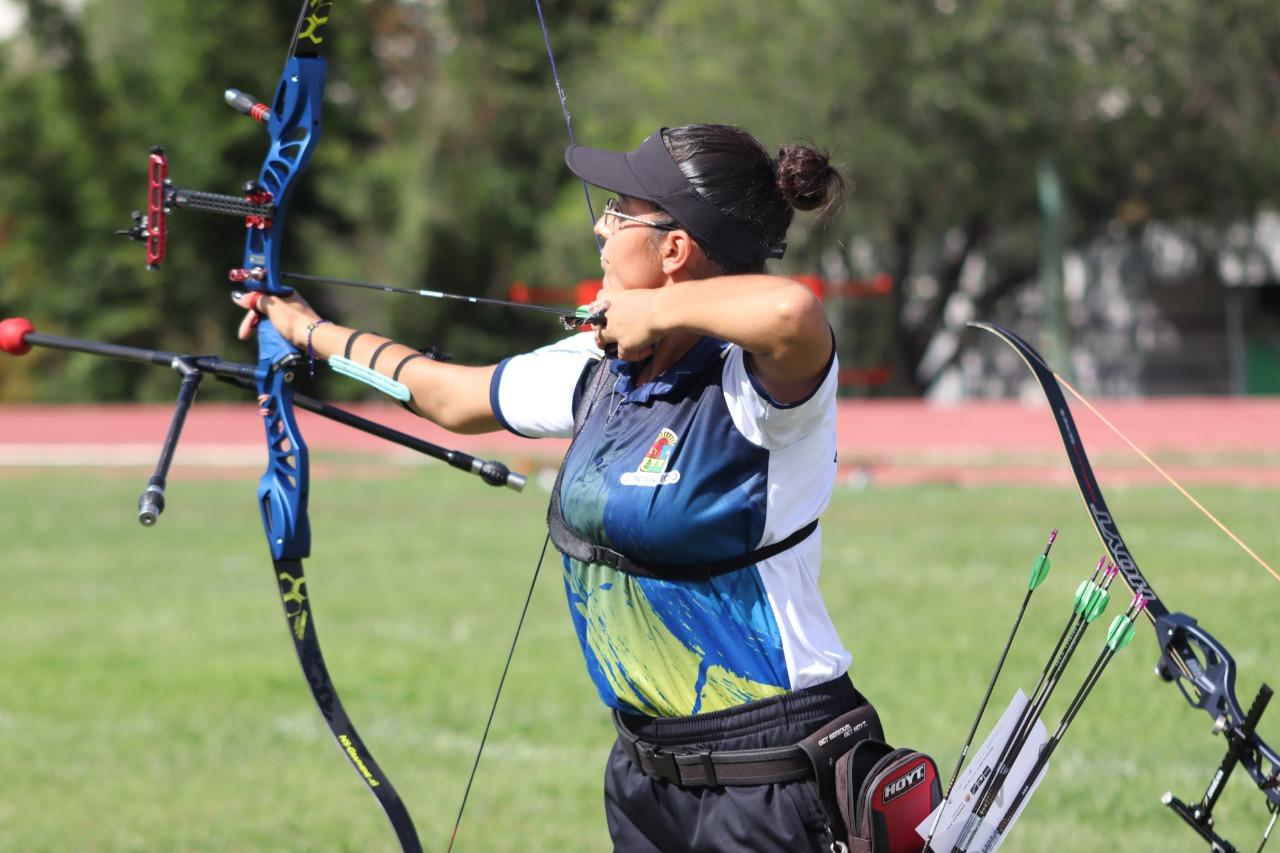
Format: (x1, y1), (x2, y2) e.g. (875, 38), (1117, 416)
(447, 6), (605, 848)
(1054, 371), (1280, 585)
(534, 0), (603, 253)
(447, 533), (551, 852)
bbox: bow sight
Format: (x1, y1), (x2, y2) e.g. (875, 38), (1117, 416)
(117, 141), (278, 271)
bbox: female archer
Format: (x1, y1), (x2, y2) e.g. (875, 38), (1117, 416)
(234, 123), (861, 851)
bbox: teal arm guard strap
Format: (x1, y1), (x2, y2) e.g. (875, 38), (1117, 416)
(328, 354), (412, 402)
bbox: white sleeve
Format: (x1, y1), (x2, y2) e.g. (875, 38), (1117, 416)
(720, 341), (838, 450)
(489, 332), (603, 439)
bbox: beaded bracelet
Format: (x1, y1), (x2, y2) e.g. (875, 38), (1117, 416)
(305, 319), (331, 378)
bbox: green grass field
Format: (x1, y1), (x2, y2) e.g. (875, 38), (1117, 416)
(1, 464), (1277, 851)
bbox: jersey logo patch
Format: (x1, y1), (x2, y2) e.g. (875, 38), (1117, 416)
(620, 428), (681, 486)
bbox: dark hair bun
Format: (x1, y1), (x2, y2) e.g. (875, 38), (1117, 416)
(776, 144), (845, 219)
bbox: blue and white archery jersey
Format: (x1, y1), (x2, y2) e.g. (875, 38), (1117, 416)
(491, 332), (851, 717)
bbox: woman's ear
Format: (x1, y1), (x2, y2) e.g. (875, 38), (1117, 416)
(658, 229), (701, 277)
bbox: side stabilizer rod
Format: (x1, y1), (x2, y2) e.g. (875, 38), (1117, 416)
(0, 318), (527, 495)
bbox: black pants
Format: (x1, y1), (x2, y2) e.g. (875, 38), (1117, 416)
(605, 676), (865, 853)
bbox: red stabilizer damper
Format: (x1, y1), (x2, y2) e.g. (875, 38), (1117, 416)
(0, 317), (34, 355)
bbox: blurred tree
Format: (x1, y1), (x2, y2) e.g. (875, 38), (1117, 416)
(0, 0), (617, 400)
(0, 0), (387, 399)
(354, 0), (617, 365)
(0, 0), (1276, 400)
(569, 0), (1280, 394)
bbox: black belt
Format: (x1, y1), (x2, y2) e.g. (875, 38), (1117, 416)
(613, 710), (813, 787)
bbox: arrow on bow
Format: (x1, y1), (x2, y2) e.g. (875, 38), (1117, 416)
(275, 271), (604, 330)
(971, 322), (1279, 852)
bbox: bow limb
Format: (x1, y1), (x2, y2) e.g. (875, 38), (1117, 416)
(969, 323), (1169, 619)
(971, 321), (1279, 847)
(247, 3), (422, 850)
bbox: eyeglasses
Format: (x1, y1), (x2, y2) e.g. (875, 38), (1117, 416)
(601, 198), (677, 235)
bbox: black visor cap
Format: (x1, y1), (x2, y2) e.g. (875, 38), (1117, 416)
(565, 129), (777, 266)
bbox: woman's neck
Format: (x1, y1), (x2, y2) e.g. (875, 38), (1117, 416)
(634, 331), (700, 385)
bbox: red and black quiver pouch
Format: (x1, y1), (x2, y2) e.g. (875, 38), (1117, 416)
(797, 704), (884, 835)
(836, 740), (941, 853)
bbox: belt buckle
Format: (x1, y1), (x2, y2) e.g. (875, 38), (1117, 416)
(641, 745), (681, 784)
(591, 547), (624, 571)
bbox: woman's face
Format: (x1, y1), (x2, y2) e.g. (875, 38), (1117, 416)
(594, 197), (674, 291)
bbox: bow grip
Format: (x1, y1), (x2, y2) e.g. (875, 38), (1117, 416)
(255, 325), (312, 561)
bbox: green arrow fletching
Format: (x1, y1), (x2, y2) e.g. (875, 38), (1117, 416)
(1084, 587), (1111, 623)
(1106, 614), (1138, 650)
(1027, 554), (1051, 590)
(1074, 579), (1098, 614)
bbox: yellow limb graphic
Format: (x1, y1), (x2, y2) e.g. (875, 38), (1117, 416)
(278, 571), (308, 608)
(278, 571), (310, 639)
(297, 0), (333, 45)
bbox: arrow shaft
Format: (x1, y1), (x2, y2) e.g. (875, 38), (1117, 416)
(993, 604), (1142, 837)
(960, 563), (1118, 849)
(282, 272), (586, 318)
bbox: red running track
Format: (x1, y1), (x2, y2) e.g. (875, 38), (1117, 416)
(0, 398), (1276, 486)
